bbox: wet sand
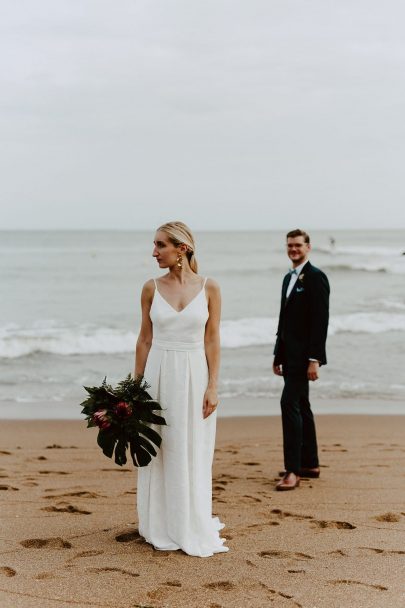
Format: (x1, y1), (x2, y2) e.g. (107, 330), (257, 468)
(1, 413), (405, 607)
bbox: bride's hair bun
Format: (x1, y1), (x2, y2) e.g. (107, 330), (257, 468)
(157, 221), (198, 273)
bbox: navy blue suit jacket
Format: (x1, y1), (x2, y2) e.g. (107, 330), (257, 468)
(273, 261), (330, 374)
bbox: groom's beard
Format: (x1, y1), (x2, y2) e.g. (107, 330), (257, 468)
(288, 254), (307, 267)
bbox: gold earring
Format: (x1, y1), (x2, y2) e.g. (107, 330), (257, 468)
(177, 254), (183, 269)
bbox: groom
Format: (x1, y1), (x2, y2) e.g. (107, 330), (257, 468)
(273, 229), (330, 491)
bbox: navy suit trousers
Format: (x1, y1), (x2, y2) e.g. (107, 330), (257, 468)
(280, 374), (319, 473)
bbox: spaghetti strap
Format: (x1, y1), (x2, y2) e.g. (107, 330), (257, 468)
(203, 277), (208, 288)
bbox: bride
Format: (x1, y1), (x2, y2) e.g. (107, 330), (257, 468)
(134, 221), (228, 557)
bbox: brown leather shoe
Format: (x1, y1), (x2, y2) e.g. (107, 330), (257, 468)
(276, 472), (300, 491)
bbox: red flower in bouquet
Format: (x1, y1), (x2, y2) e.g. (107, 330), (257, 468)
(114, 401), (132, 418)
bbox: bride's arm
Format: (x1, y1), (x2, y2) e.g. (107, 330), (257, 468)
(134, 280), (154, 377)
(203, 279), (221, 419)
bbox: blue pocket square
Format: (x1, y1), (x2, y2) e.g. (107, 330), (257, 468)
(296, 286), (304, 293)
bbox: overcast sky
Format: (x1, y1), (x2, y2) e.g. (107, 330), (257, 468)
(2, 0), (405, 230)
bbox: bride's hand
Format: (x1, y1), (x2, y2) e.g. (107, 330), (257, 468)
(203, 388), (218, 419)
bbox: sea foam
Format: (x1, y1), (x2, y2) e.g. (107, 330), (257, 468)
(1, 311), (405, 358)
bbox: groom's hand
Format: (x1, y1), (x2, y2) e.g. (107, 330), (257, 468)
(273, 363), (283, 376)
(307, 361), (320, 381)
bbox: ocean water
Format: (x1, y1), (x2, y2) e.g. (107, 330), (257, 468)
(1, 229), (404, 418)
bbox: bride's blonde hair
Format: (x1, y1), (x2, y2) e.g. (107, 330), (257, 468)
(157, 221), (198, 273)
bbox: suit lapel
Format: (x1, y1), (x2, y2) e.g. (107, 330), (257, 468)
(281, 273), (290, 305)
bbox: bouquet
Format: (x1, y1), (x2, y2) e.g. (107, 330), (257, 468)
(80, 374), (166, 467)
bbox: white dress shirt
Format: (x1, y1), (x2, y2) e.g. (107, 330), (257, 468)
(286, 260), (308, 298)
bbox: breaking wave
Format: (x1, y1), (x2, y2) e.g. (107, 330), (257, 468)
(1, 311), (405, 358)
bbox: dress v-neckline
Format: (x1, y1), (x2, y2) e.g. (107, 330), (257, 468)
(154, 280), (206, 314)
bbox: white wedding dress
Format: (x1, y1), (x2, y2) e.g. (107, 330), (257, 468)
(136, 277), (228, 557)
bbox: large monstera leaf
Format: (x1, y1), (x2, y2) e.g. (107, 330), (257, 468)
(82, 374), (166, 467)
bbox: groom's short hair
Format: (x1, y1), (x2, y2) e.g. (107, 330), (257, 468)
(286, 229), (310, 244)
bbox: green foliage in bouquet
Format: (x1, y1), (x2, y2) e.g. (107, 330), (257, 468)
(80, 374), (166, 467)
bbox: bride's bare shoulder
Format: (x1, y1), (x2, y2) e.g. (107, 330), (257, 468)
(141, 279), (156, 297)
(205, 277), (220, 293)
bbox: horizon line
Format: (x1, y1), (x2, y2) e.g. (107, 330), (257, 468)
(1, 227), (405, 232)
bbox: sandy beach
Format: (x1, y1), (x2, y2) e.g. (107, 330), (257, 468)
(1, 412), (405, 608)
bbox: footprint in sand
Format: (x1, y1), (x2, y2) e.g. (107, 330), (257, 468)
(242, 495), (262, 503)
(20, 537), (72, 549)
(39, 470), (70, 475)
(374, 512), (401, 522)
(328, 549), (348, 556)
(45, 444), (77, 449)
(361, 547), (405, 555)
(329, 579), (387, 591)
(115, 530), (143, 543)
(213, 485), (226, 492)
(72, 550), (104, 559)
(259, 550), (313, 560)
(0, 566), (16, 577)
(242, 462), (261, 466)
(312, 520), (356, 530)
(165, 580), (182, 587)
(259, 583), (300, 604)
(247, 523), (265, 533)
(38, 471), (70, 475)
(204, 581), (236, 591)
(0, 451), (12, 455)
(321, 448), (348, 452)
(270, 508), (314, 521)
(0, 485), (19, 491)
(151, 551), (171, 558)
(35, 572), (56, 580)
(45, 490), (103, 499)
(87, 567), (139, 578)
(42, 504), (92, 515)
(257, 490), (274, 498)
(101, 468), (131, 473)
